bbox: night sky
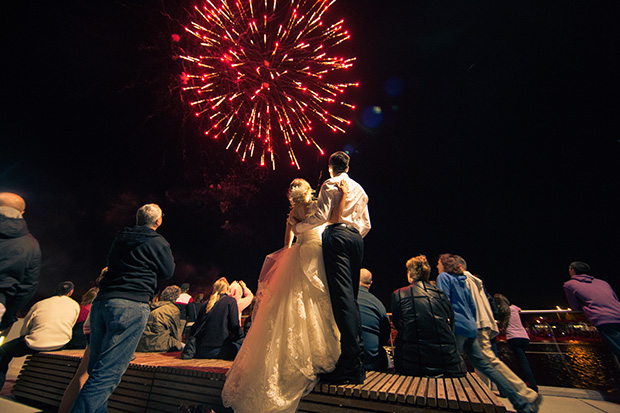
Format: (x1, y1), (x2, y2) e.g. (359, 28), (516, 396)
(2, 1), (619, 312)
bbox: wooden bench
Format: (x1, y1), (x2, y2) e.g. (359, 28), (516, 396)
(302, 371), (506, 412)
(12, 351), (506, 412)
(12, 351), (230, 413)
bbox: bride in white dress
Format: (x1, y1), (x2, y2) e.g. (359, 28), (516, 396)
(221, 178), (346, 413)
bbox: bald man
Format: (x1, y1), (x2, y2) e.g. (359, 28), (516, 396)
(358, 268), (391, 371)
(0, 193), (41, 337)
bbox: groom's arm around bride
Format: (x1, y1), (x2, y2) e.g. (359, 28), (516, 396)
(292, 151), (371, 385)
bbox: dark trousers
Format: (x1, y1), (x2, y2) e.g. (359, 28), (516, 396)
(508, 338), (538, 392)
(322, 224), (364, 375)
(0, 336), (38, 390)
(597, 323), (620, 362)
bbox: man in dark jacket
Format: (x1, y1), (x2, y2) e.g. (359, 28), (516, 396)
(0, 192), (41, 338)
(69, 204), (175, 413)
(391, 255), (464, 377)
(136, 285), (184, 352)
(358, 268), (391, 371)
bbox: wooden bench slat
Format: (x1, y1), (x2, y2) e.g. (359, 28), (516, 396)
(437, 378), (448, 408)
(18, 364), (76, 378)
(459, 376), (483, 412)
(346, 371), (380, 396)
(444, 377), (460, 409)
(13, 378), (68, 395)
(395, 375), (414, 403)
(466, 373), (497, 413)
(451, 376), (471, 411)
(146, 393), (224, 410)
(469, 372), (507, 413)
(13, 391), (62, 405)
(377, 372), (400, 400)
(15, 370), (72, 388)
(112, 384), (152, 398)
(387, 374), (407, 402)
(369, 373), (392, 399)
(349, 371), (377, 397)
(108, 392), (150, 407)
(153, 371), (225, 386)
(147, 386), (221, 404)
(404, 376), (421, 404)
(427, 377), (437, 407)
(107, 398), (150, 413)
(360, 372), (387, 398)
(415, 376), (428, 405)
(28, 355), (81, 364)
(151, 381), (222, 398)
(12, 385), (63, 402)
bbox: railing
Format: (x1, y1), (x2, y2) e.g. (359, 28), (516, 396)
(496, 309), (619, 391)
(387, 309), (620, 391)
(499, 309), (603, 344)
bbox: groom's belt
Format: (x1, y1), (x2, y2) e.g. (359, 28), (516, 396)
(327, 223), (358, 232)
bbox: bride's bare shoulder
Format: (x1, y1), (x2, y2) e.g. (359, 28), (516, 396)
(291, 202), (313, 220)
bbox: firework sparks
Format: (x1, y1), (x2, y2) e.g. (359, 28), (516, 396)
(179, 0), (358, 169)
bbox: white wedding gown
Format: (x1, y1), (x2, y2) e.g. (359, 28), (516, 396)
(221, 226), (340, 413)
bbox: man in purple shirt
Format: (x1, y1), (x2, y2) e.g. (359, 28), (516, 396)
(563, 261), (620, 362)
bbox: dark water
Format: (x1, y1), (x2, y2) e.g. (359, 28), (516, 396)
(497, 341), (620, 392)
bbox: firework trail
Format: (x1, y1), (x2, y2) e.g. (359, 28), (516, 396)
(179, 0), (357, 169)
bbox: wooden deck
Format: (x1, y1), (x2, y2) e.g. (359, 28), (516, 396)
(12, 350), (506, 412)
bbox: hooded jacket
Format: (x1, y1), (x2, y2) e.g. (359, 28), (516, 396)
(436, 272), (478, 338)
(0, 215), (41, 330)
(564, 274), (620, 326)
(464, 271), (499, 336)
(96, 226), (175, 304)
(135, 300), (183, 352)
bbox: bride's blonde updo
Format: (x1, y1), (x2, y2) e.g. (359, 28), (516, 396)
(287, 178), (314, 206)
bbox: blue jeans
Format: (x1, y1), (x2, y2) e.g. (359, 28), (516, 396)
(457, 335), (531, 412)
(597, 323), (620, 361)
(69, 299), (150, 413)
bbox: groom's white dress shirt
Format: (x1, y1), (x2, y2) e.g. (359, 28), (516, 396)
(294, 173), (371, 238)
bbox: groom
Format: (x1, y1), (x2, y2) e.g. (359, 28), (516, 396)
(292, 151), (371, 384)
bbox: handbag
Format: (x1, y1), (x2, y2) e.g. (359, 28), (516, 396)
(180, 307), (212, 360)
(181, 336), (198, 359)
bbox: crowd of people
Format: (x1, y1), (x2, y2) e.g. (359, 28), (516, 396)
(1, 151), (620, 413)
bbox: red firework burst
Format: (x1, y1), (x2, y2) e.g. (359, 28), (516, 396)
(180, 0), (358, 169)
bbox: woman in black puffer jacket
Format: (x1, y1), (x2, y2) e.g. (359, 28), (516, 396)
(391, 255), (465, 377)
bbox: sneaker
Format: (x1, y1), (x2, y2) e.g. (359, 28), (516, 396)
(518, 394), (543, 413)
(531, 394), (543, 412)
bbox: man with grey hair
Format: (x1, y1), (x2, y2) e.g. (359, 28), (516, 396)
(70, 203), (175, 413)
(0, 192), (41, 338)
